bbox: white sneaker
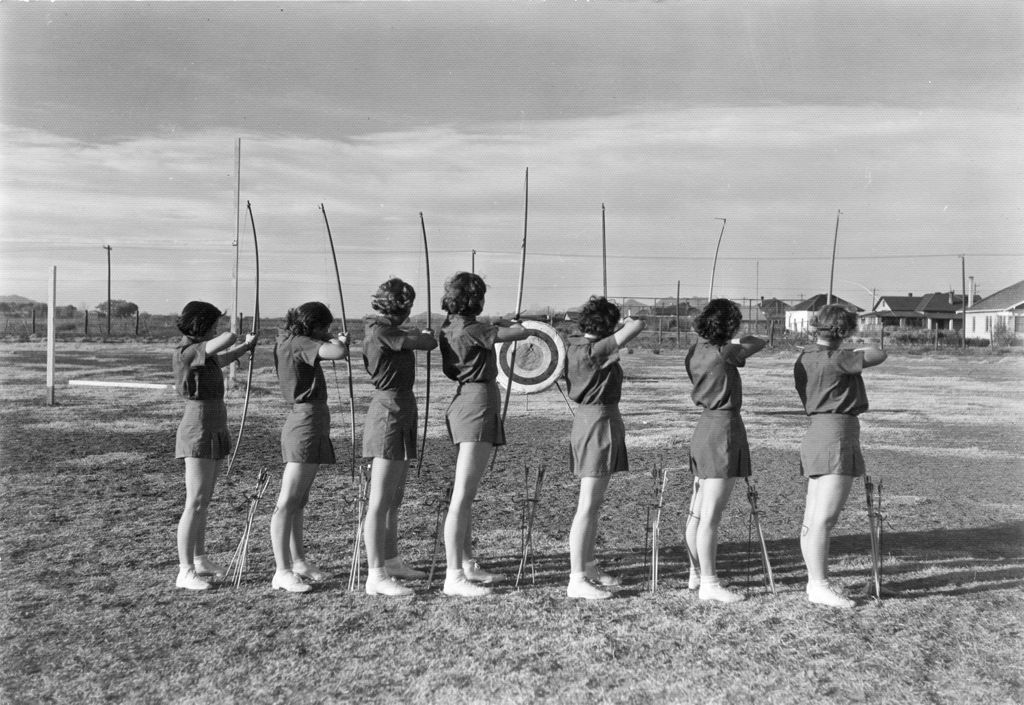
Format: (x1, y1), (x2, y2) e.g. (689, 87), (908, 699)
(698, 580), (745, 604)
(385, 557), (427, 580)
(292, 560), (327, 583)
(193, 555), (226, 580)
(443, 572), (494, 597)
(567, 579), (611, 600)
(176, 567), (211, 591)
(689, 572), (730, 591)
(366, 574), (415, 597)
(272, 570), (312, 594)
(807, 581), (855, 609)
(463, 560), (505, 585)
(585, 565), (621, 587)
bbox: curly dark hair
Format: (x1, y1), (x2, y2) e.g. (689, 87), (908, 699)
(441, 272), (486, 316)
(285, 301), (334, 338)
(176, 301), (223, 338)
(577, 296), (620, 338)
(694, 298), (742, 343)
(371, 278), (416, 317)
(811, 304), (859, 341)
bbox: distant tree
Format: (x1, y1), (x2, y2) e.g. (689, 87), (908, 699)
(0, 301), (50, 317)
(94, 299), (139, 318)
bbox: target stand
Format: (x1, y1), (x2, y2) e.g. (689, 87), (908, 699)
(495, 320), (567, 395)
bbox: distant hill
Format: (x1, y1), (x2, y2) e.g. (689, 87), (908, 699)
(0, 295), (39, 304)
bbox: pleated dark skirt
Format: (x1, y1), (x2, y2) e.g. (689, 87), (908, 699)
(362, 389), (418, 460)
(176, 400), (231, 460)
(281, 401), (336, 464)
(689, 409), (751, 479)
(445, 381), (505, 446)
(800, 413), (865, 477)
(569, 403), (628, 478)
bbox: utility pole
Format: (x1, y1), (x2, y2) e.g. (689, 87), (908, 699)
(675, 280), (681, 347)
(46, 267), (56, 405)
(103, 245), (112, 336)
(961, 255), (967, 349)
(755, 260), (760, 332)
(471, 249), (476, 274)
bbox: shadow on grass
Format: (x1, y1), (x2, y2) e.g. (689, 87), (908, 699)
(506, 521), (1024, 597)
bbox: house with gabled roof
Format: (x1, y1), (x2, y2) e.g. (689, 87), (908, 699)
(962, 279), (1024, 341)
(784, 294), (860, 332)
(861, 291), (966, 331)
(757, 297), (790, 333)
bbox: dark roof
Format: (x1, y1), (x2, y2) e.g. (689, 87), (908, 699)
(863, 310), (923, 319)
(967, 279), (1024, 312)
(874, 295), (919, 312)
(917, 292), (964, 313)
(759, 298), (791, 312)
(874, 292), (967, 316)
(790, 294), (861, 312)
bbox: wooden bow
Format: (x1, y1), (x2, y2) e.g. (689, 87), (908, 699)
(225, 200), (260, 477)
(415, 212), (432, 476)
(708, 217), (726, 300)
(319, 203), (358, 479)
(490, 168), (529, 473)
(827, 210), (841, 305)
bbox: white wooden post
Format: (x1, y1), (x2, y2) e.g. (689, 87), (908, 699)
(46, 266), (57, 405)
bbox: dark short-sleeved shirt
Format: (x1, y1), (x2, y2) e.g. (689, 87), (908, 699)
(173, 336), (225, 401)
(363, 316), (415, 392)
(439, 315), (498, 384)
(685, 339), (745, 410)
(794, 344), (868, 415)
(275, 333), (328, 404)
(565, 334), (622, 405)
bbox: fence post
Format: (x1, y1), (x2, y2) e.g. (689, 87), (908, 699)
(675, 281), (680, 348)
(84, 310), (89, 335)
(135, 309), (140, 336)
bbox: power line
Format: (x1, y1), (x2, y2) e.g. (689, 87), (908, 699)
(1, 238), (1020, 262)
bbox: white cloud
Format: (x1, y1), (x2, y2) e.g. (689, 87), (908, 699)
(2, 100), (1021, 314)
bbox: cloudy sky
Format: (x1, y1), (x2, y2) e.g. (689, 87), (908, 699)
(2, 1), (1021, 317)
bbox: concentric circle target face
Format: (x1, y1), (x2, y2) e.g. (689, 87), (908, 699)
(495, 320), (566, 395)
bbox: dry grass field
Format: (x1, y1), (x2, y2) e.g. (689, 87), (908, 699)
(1, 341), (1022, 704)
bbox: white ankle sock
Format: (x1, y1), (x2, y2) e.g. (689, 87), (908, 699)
(368, 567), (387, 581)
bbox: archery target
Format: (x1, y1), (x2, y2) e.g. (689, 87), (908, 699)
(495, 320), (566, 395)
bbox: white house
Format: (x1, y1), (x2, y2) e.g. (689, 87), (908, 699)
(963, 279), (1024, 341)
(860, 292), (966, 331)
(785, 294), (860, 333)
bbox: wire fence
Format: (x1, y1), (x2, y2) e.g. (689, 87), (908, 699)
(0, 307), (1012, 351)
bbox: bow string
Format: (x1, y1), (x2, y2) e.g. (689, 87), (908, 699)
(415, 212), (432, 476)
(225, 200), (260, 476)
(319, 203), (358, 480)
